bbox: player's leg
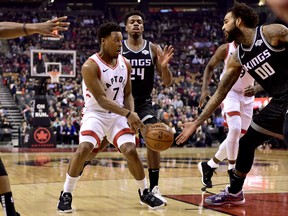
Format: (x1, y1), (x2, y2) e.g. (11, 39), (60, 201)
(57, 115), (104, 213)
(205, 99), (284, 206)
(198, 94), (241, 188)
(140, 121), (167, 205)
(137, 104), (167, 204)
(110, 117), (164, 210)
(0, 158), (20, 216)
(78, 137), (110, 176)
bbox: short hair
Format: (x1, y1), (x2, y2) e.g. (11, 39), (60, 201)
(97, 22), (121, 44)
(123, 11), (145, 25)
(227, 1), (259, 28)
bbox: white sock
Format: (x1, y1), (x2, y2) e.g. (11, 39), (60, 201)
(228, 163), (235, 170)
(136, 177), (147, 195)
(207, 159), (219, 168)
(63, 173), (80, 193)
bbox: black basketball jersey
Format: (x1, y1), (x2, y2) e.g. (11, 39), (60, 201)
(122, 40), (155, 105)
(238, 25), (288, 99)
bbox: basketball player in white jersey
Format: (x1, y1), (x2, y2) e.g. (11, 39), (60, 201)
(198, 41), (257, 188)
(57, 22), (164, 213)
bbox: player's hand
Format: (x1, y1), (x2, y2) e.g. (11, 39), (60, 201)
(157, 45), (174, 69)
(244, 85), (254, 97)
(38, 16), (70, 38)
(175, 121), (198, 145)
(199, 90), (210, 108)
(127, 111), (145, 133)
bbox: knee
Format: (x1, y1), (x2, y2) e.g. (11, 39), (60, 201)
(76, 142), (94, 159)
(121, 143), (138, 161)
(226, 126), (241, 141)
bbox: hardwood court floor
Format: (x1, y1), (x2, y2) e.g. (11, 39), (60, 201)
(0, 146), (287, 216)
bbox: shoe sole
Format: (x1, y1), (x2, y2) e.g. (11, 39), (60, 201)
(205, 198), (245, 206)
(197, 162), (211, 188)
(139, 200), (165, 210)
(152, 194), (168, 206)
(57, 208), (73, 213)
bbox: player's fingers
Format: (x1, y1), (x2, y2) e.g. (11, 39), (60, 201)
(52, 16), (68, 22)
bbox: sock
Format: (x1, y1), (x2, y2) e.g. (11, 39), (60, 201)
(148, 168), (159, 191)
(207, 159), (219, 168)
(0, 192), (17, 216)
(63, 173), (80, 193)
(229, 171), (245, 194)
(228, 163), (235, 170)
(136, 177), (147, 195)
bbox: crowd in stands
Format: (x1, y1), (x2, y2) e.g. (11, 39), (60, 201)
(0, 7), (285, 148)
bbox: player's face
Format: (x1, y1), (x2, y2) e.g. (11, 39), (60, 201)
(103, 31), (123, 58)
(222, 12), (241, 43)
(125, 15), (144, 37)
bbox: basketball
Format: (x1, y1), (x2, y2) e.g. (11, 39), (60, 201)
(145, 122), (174, 152)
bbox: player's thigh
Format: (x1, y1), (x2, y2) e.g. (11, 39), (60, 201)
(107, 115), (136, 149)
(79, 116), (105, 148)
(222, 94), (241, 114)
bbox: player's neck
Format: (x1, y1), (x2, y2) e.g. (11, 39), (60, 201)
(97, 52), (117, 66)
(241, 28), (256, 47)
(127, 35), (144, 47)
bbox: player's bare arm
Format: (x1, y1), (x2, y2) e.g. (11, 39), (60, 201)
(263, 24), (288, 46)
(176, 51), (242, 144)
(199, 43), (228, 108)
(153, 43), (174, 86)
(81, 59), (130, 117)
(0, 16), (69, 39)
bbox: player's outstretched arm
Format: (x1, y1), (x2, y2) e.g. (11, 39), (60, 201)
(0, 16), (69, 39)
(176, 51), (242, 144)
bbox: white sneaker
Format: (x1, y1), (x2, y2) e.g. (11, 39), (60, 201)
(151, 186), (167, 206)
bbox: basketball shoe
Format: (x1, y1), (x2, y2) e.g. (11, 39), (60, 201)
(205, 185), (245, 206)
(198, 162), (216, 188)
(151, 186), (167, 206)
(139, 189), (165, 210)
(57, 191), (73, 213)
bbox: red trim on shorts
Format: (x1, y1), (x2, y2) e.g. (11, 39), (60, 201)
(81, 130), (101, 146)
(223, 111), (240, 127)
(241, 129), (247, 134)
(113, 128), (133, 148)
(226, 111), (240, 117)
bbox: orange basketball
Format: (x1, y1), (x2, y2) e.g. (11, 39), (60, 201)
(145, 122), (174, 152)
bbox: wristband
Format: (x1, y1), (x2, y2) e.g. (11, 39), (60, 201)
(126, 111), (131, 118)
(23, 23), (29, 35)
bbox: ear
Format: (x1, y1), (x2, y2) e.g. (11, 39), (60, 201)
(235, 17), (242, 27)
(101, 38), (105, 44)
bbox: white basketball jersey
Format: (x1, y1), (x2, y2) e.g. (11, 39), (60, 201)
(82, 54), (128, 112)
(221, 42), (254, 92)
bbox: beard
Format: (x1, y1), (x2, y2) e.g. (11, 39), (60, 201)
(226, 26), (242, 43)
